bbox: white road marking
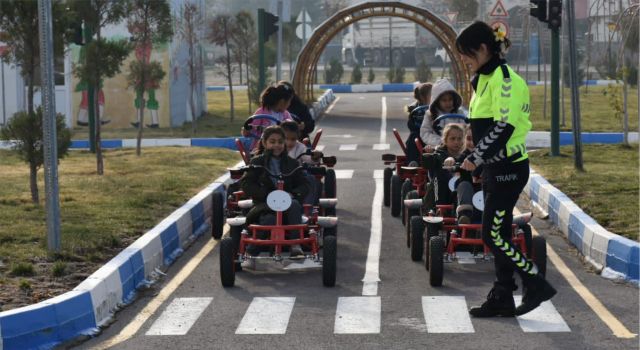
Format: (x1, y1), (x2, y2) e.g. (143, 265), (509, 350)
(339, 144), (358, 151)
(372, 143), (390, 150)
(334, 296), (381, 334)
(373, 169), (384, 179)
(402, 97), (411, 100)
(325, 134), (352, 138)
(236, 297), (296, 334)
(514, 296), (571, 332)
(380, 96), (387, 144)
(422, 296), (475, 333)
(325, 96), (340, 114)
(145, 297), (212, 336)
(315, 145), (325, 151)
(359, 96), (366, 99)
(455, 251), (477, 264)
(362, 174), (383, 296)
(335, 170), (354, 179)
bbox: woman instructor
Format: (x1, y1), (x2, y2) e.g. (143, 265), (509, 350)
(456, 21), (556, 317)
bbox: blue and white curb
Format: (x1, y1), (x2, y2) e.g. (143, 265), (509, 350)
(527, 131), (639, 147)
(310, 89), (336, 120)
(0, 165), (239, 350)
(525, 169), (639, 283)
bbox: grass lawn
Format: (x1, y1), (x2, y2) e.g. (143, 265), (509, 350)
(71, 89), (327, 140)
(0, 147), (240, 311)
(529, 85), (639, 132)
(528, 143), (639, 240)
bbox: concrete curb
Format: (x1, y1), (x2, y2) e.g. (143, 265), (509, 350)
(309, 89), (336, 121)
(0, 166), (239, 350)
(524, 169), (639, 283)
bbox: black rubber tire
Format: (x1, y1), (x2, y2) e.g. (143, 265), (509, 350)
(230, 225), (243, 271)
(424, 223), (440, 270)
(383, 167), (392, 207)
(325, 206), (336, 217)
(220, 237), (236, 287)
(400, 180), (412, 226)
(324, 169), (337, 199)
(390, 174), (402, 217)
(410, 216), (425, 261)
(322, 235), (337, 287)
(211, 191), (224, 239)
(405, 190), (420, 248)
(532, 236), (548, 277)
(324, 225), (337, 237)
(428, 236), (444, 287)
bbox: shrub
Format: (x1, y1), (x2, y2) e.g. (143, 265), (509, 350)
(368, 67), (375, 83)
(19, 279), (32, 292)
(350, 64), (363, 84)
(52, 261), (67, 277)
(324, 58), (344, 84)
(415, 59), (433, 83)
(11, 262), (35, 276)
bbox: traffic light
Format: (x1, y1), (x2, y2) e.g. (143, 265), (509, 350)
(261, 10), (279, 42)
(548, 0), (562, 29)
(530, 0), (547, 23)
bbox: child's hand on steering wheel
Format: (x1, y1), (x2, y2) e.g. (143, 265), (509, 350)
(443, 157), (455, 167)
(423, 144), (435, 153)
(311, 151), (323, 161)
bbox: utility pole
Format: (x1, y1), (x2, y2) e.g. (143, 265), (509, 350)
(38, 0), (61, 253)
(276, 0), (283, 81)
(258, 9), (279, 92)
(84, 21), (96, 153)
(549, 2), (561, 156)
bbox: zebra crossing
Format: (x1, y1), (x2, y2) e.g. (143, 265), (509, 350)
(315, 143), (392, 151)
(146, 295), (570, 336)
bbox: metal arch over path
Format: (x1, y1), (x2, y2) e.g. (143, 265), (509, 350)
(293, 1), (471, 105)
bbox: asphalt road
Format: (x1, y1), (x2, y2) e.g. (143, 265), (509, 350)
(78, 92), (639, 350)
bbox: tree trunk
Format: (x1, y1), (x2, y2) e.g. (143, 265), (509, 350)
(246, 53), (251, 113)
(29, 161), (39, 204)
(136, 87), (144, 156)
(95, 32), (103, 175)
(238, 60), (243, 85)
(225, 34), (235, 122)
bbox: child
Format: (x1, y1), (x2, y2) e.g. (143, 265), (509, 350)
(242, 84), (295, 150)
(443, 126), (481, 224)
(241, 126), (310, 258)
(405, 83), (432, 165)
(282, 121), (322, 205)
(420, 79), (465, 152)
(430, 123), (465, 208)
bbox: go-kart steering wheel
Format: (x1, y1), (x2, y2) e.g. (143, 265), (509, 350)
(243, 114), (282, 139)
(432, 113), (469, 136)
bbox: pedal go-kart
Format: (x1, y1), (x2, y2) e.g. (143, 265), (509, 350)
(381, 128), (414, 218)
(219, 163), (338, 288)
(404, 163), (547, 287)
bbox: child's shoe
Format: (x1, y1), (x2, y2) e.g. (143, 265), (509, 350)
(456, 204), (473, 224)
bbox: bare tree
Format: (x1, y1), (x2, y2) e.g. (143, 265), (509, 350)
(231, 11), (255, 113)
(175, 2), (204, 135)
(209, 14), (235, 121)
(126, 0), (173, 156)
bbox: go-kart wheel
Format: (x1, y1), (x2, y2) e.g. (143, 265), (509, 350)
(322, 235), (337, 287)
(410, 216), (424, 261)
(390, 174), (402, 217)
(324, 206), (336, 217)
(532, 236), (547, 277)
(424, 223), (440, 270)
(220, 236), (236, 287)
(405, 190), (420, 248)
(324, 169), (337, 199)
(324, 225), (337, 237)
(383, 168), (392, 207)
(428, 236), (444, 287)
(400, 180), (412, 226)
(230, 225), (243, 271)
(211, 191), (224, 239)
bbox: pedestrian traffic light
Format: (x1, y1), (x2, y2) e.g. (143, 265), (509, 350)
(261, 10), (279, 42)
(548, 0), (562, 30)
(529, 0), (547, 23)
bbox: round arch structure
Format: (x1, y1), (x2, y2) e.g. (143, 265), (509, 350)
(293, 1), (471, 105)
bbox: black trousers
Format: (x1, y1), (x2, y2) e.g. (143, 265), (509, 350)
(481, 159), (538, 286)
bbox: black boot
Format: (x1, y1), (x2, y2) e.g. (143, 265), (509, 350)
(515, 274), (557, 316)
(469, 281), (517, 317)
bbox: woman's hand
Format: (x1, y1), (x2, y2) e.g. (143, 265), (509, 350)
(461, 158), (477, 171)
(443, 157), (455, 166)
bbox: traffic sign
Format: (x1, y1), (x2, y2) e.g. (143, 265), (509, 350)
(445, 11), (458, 23)
(489, 0), (509, 17)
(296, 10), (311, 23)
(295, 23), (312, 40)
(490, 20), (509, 38)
